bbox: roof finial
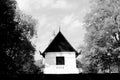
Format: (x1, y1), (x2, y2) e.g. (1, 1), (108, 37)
(59, 25), (61, 32)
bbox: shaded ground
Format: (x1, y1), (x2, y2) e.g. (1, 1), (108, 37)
(0, 74), (120, 80)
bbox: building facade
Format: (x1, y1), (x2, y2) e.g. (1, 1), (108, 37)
(41, 31), (79, 74)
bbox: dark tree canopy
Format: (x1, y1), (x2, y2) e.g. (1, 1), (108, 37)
(0, 0), (39, 75)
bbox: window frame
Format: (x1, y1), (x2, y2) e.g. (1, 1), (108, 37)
(56, 56), (65, 65)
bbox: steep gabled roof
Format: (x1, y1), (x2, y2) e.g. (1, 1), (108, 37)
(42, 31), (78, 57)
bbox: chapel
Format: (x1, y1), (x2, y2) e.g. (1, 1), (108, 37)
(41, 31), (79, 74)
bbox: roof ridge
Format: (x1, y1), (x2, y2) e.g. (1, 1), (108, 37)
(42, 31), (77, 56)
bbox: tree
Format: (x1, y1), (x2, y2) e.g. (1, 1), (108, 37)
(83, 0), (120, 73)
(14, 9), (40, 74)
(0, 0), (39, 75)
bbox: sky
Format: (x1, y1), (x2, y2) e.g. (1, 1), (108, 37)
(16, 0), (91, 60)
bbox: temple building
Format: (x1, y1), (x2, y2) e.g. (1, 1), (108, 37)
(41, 31), (79, 74)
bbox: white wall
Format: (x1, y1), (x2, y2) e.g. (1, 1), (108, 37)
(45, 52), (76, 67)
(44, 52), (79, 74)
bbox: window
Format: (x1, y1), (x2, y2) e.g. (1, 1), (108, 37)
(56, 56), (65, 65)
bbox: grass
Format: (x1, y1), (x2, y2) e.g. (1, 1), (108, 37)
(0, 73), (120, 80)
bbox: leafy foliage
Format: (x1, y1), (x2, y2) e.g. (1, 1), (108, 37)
(83, 0), (120, 73)
(0, 0), (40, 75)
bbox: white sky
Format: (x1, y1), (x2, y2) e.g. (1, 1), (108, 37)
(16, 0), (91, 60)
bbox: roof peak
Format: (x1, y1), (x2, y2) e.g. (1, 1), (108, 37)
(43, 31), (76, 53)
(59, 26), (61, 32)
